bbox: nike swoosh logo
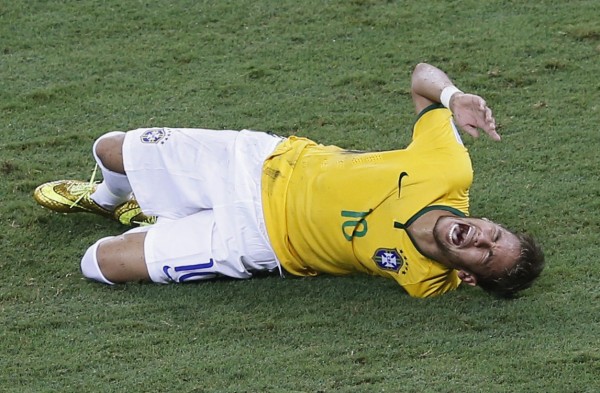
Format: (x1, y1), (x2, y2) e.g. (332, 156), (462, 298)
(398, 171), (408, 197)
(162, 259), (215, 283)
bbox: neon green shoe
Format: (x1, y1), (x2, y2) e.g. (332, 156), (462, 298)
(33, 179), (112, 218)
(113, 200), (157, 226)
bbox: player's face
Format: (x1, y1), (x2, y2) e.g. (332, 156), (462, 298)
(433, 216), (521, 279)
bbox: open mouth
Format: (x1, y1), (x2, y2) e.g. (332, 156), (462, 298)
(449, 223), (471, 247)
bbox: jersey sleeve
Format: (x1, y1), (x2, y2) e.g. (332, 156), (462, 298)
(410, 104), (464, 150)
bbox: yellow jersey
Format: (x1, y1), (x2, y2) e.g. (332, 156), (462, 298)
(261, 104), (472, 297)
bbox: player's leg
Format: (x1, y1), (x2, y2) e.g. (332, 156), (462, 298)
(87, 131), (134, 210)
(90, 131), (156, 226)
(93, 131), (125, 174)
(80, 231), (150, 284)
(97, 232), (150, 282)
(120, 128), (281, 221)
(80, 211), (234, 284)
(79, 128), (282, 285)
(80, 211), (280, 285)
(80, 207), (278, 285)
(121, 128), (240, 219)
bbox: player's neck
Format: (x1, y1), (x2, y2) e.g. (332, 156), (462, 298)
(406, 210), (451, 265)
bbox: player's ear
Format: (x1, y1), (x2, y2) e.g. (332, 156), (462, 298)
(458, 270), (478, 286)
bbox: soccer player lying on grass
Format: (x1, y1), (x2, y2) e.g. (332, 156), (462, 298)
(34, 63), (544, 298)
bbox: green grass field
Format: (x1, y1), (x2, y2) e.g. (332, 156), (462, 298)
(1, 1), (599, 392)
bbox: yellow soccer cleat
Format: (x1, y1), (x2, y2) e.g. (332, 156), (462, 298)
(33, 179), (113, 218)
(113, 199), (157, 227)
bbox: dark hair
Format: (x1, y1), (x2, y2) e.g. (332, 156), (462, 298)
(477, 232), (545, 298)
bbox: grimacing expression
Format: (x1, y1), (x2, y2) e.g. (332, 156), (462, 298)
(433, 216), (521, 278)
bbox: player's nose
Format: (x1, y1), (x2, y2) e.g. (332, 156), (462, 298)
(473, 230), (492, 248)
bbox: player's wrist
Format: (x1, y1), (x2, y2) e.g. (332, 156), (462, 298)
(440, 86), (463, 109)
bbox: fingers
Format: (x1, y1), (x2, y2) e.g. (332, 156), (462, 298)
(486, 128), (501, 141)
(455, 94), (501, 141)
(476, 98), (500, 141)
(462, 124), (480, 138)
(482, 105), (500, 141)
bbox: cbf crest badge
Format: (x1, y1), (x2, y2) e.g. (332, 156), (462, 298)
(140, 128), (166, 144)
(372, 248), (403, 272)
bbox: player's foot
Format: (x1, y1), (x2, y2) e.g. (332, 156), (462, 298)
(113, 200), (157, 226)
(33, 180), (113, 218)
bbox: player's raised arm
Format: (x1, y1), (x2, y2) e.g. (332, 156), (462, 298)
(410, 63), (500, 141)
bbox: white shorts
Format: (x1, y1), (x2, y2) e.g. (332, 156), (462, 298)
(121, 128), (283, 283)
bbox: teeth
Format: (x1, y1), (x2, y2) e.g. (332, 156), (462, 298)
(449, 224), (459, 245)
(464, 225), (472, 245)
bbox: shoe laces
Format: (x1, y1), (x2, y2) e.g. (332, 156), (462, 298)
(69, 165), (99, 208)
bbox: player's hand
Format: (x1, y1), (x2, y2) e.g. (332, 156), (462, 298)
(450, 93), (500, 141)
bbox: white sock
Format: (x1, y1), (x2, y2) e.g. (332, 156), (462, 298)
(81, 237), (115, 285)
(90, 132), (133, 209)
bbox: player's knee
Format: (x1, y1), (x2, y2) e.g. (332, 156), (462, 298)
(81, 237), (116, 285)
(95, 232), (150, 283)
(93, 131), (126, 174)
